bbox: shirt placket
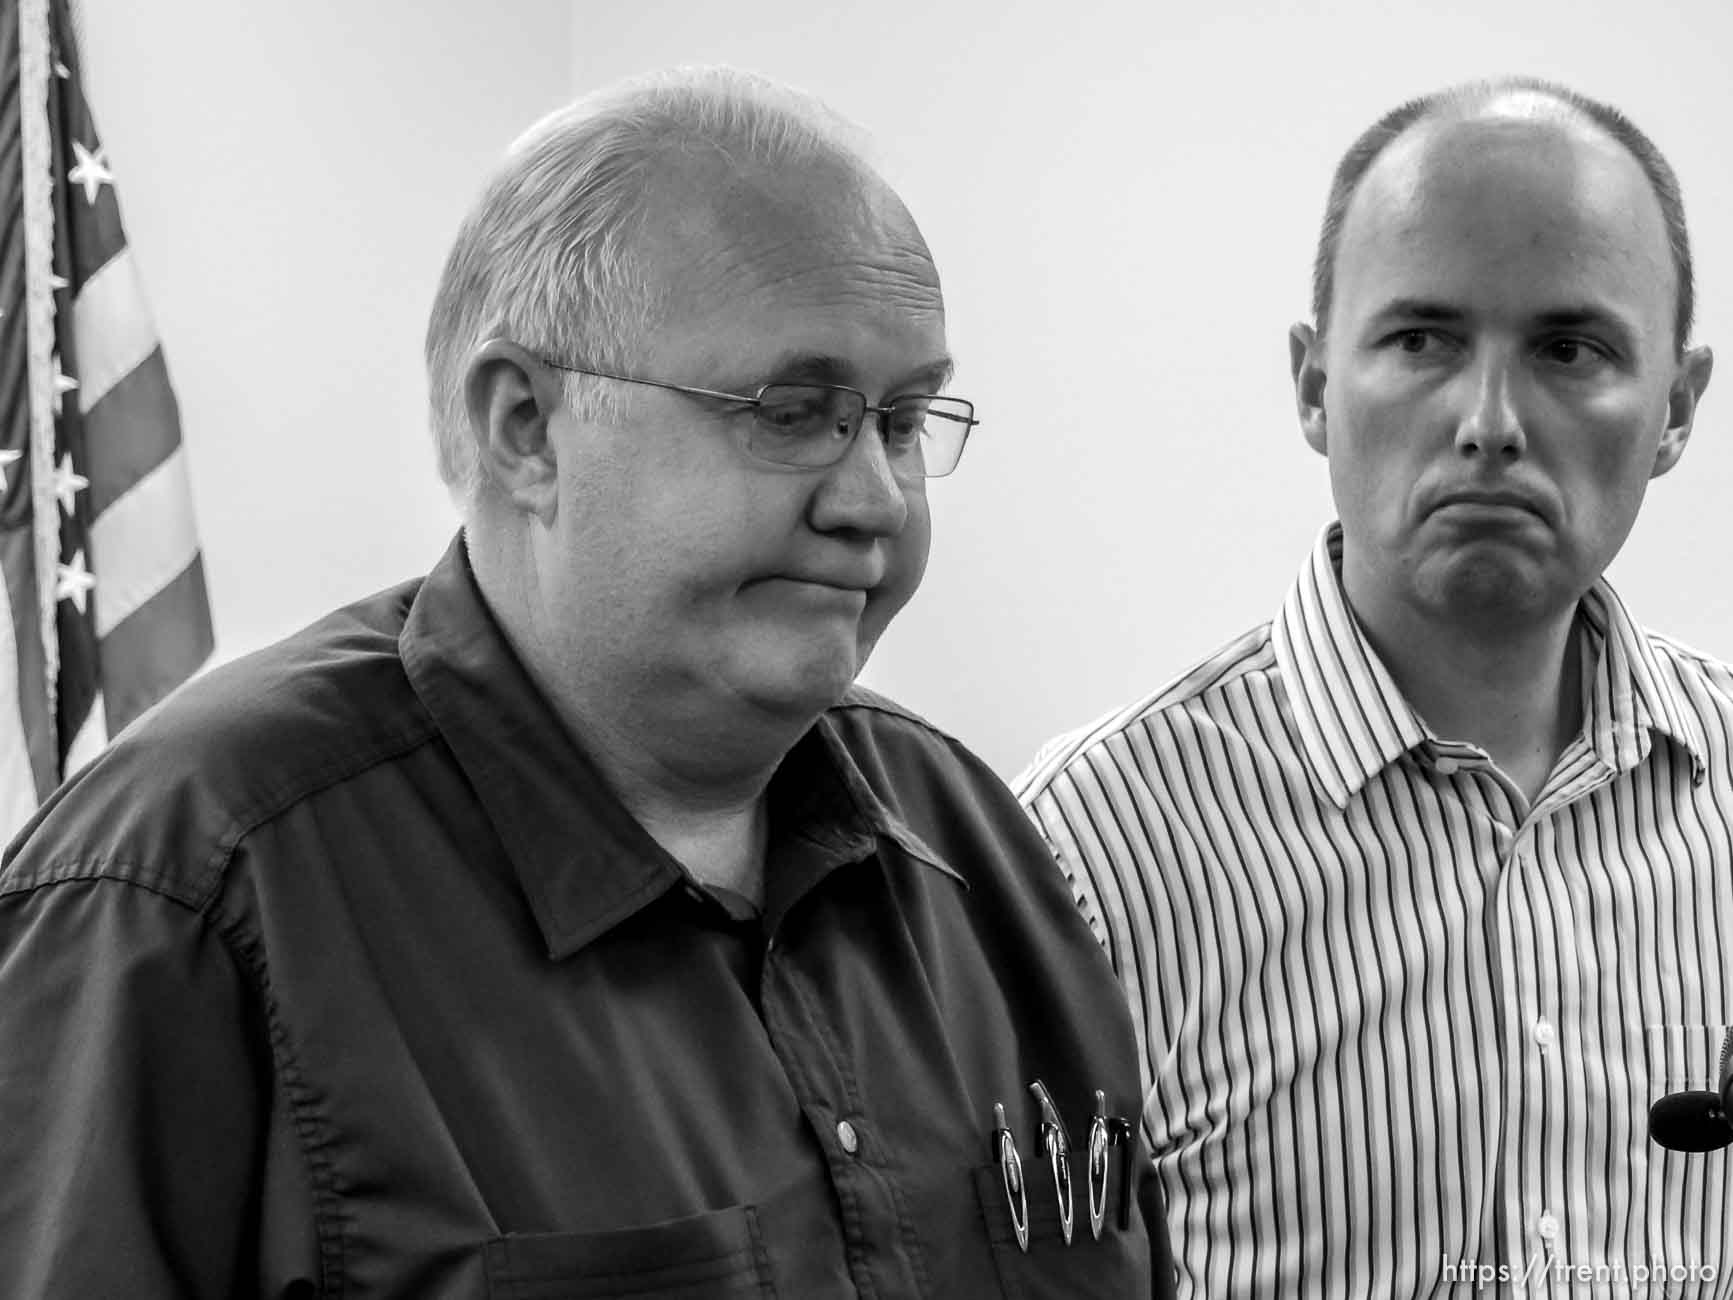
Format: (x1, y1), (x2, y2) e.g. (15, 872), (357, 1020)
(1505, 760), (1620, 1297)
(1474, 773), (1553, 1295)
(758, 919), (924, 1299)
(1504, 825), (1565, 1295)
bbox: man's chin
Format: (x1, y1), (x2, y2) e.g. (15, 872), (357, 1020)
(728, 650), (865, 721)
(1426, 549), (1560, 625)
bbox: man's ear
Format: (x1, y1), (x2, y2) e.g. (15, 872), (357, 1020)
(1290, 322), (1329, 457)
(1653, 343), (1714, 480)
(463, 339), (567, 526)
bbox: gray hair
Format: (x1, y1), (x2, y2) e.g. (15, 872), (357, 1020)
(424, 66), (872, 508)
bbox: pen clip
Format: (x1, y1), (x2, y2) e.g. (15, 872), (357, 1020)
(1087, 1089), (1110, 1240)
(1107, 1115), (1136, 1231)
(993, 1102), (1030, 1252)
(1028, 1079), (1075, 1245)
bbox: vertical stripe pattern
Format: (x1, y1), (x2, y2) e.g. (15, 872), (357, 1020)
(0, 0), (212, 838)
(1016, 525), (1733, 1299)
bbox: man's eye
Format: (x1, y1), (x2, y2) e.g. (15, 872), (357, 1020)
(1539, 338), (1603, 367)
(755, 398), (828, 436)
(1392, 329), (1436, 354)
(884, 405), (927, 450)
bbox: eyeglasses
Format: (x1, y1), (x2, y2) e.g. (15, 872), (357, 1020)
(539, 359), (979, 479)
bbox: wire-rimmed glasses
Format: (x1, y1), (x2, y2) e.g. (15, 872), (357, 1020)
(540, 359), (978, 479)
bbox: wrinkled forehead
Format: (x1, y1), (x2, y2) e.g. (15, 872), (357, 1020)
(636, 152), (945, 321)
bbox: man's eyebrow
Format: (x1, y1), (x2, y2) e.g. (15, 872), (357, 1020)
(1532, 305), (1636, 338)
(1365, 299), (1639, 340)
(1366, 298), (1464, 326)
(766, 352), (853, 384)
(898, 358), (956, 392)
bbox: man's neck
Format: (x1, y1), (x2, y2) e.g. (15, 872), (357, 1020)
(1344, 581), (1585, 806)
(560, 699), (781, 904)
(468, 529), (810, 903)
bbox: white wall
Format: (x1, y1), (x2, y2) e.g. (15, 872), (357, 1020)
(73, 0), (571, 658)
(571, 0), (1733, 775)
(72, 1), (1733, 780)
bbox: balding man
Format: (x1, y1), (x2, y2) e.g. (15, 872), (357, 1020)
(0, 69), (1169, 1297)
(1019, 78), (1729, 1296)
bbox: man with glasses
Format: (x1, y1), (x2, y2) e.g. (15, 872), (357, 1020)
(0, 69), (1170, 1296)
(1019, 77), (1730, 1296)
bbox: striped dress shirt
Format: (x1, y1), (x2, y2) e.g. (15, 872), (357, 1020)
(1015, 525), (1733, 1298)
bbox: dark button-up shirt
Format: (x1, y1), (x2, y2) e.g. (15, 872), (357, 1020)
(0, 536), (1171, 1298)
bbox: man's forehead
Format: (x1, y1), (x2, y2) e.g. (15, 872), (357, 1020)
(644, 151), (931, 271)
(1334, 107), (1671, 302)
(1366, 107), (1637, 217)
(632, 153), (944, 348)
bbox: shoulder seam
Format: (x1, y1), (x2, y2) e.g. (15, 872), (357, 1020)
(6, 718), (443, 913)
(0, 865), (217, 908)
(1018, 622), (1274, 801)
(188, 719), (443, 907)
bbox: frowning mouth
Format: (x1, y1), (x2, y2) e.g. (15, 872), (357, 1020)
(1431, 490), (1546, 521)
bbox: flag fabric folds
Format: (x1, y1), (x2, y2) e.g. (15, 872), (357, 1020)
(0, 0), (213, 842)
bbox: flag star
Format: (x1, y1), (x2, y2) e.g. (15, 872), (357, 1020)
(48, 272), (68, 293)
(67, 140), (113, 205)
(54, 61), (71, 80)
(50, 356), (78, 417)
(0, 448), (20, 491)
(52, 453), (89, 515)
(56, 550), (95, 615)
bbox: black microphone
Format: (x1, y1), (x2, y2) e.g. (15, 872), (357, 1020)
(1649, 1028), (1733, 1153)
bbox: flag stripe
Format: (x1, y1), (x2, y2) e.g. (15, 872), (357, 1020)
(1, 533), (45, 821)
(0, 617), (36, 833)
(99, 554), (211, 734)
(78, 346), (178, 516)
(91, 443), (198, 636)
(60, 683), (103, 776)
(70, 246), (155, 411)
(0, 526), (53, 802)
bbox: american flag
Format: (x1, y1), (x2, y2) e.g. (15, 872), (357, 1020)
(0, 0), (213, 842)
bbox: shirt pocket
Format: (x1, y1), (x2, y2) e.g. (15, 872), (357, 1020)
(482, 1204), (775, 1299)
(971, 1154), (1152, 1299)
(1645, 1022), (1733, 1096)
(1639, 1020), (1733, 1292)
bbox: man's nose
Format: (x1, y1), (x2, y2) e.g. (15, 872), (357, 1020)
(810, 415), (911, 537)
(1454, 351), (1527, 461)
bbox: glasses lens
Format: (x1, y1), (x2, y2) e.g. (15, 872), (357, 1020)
(886, 396), (975, 478)
(749, 385), (863, 467)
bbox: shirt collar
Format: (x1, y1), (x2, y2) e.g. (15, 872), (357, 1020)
(1273, 523), (1708, 807)
(1576, 580), (1708, 783)
(399, 534), (956, 960)
(1271, 524), (1431, 809)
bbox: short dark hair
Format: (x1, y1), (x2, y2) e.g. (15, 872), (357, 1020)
(1309, 77), (1694, 354)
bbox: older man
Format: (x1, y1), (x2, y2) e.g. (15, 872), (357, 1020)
(1020, 78), (1729, 1297)
(0, 69), (1167, 1297)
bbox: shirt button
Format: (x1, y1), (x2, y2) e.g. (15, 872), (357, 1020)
(1434, 756), (1461, 775)
(1534, 1018), (1556, 1048)
(836, 1120), (860, 1155)
(1538, 1212), (1560, 1240)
